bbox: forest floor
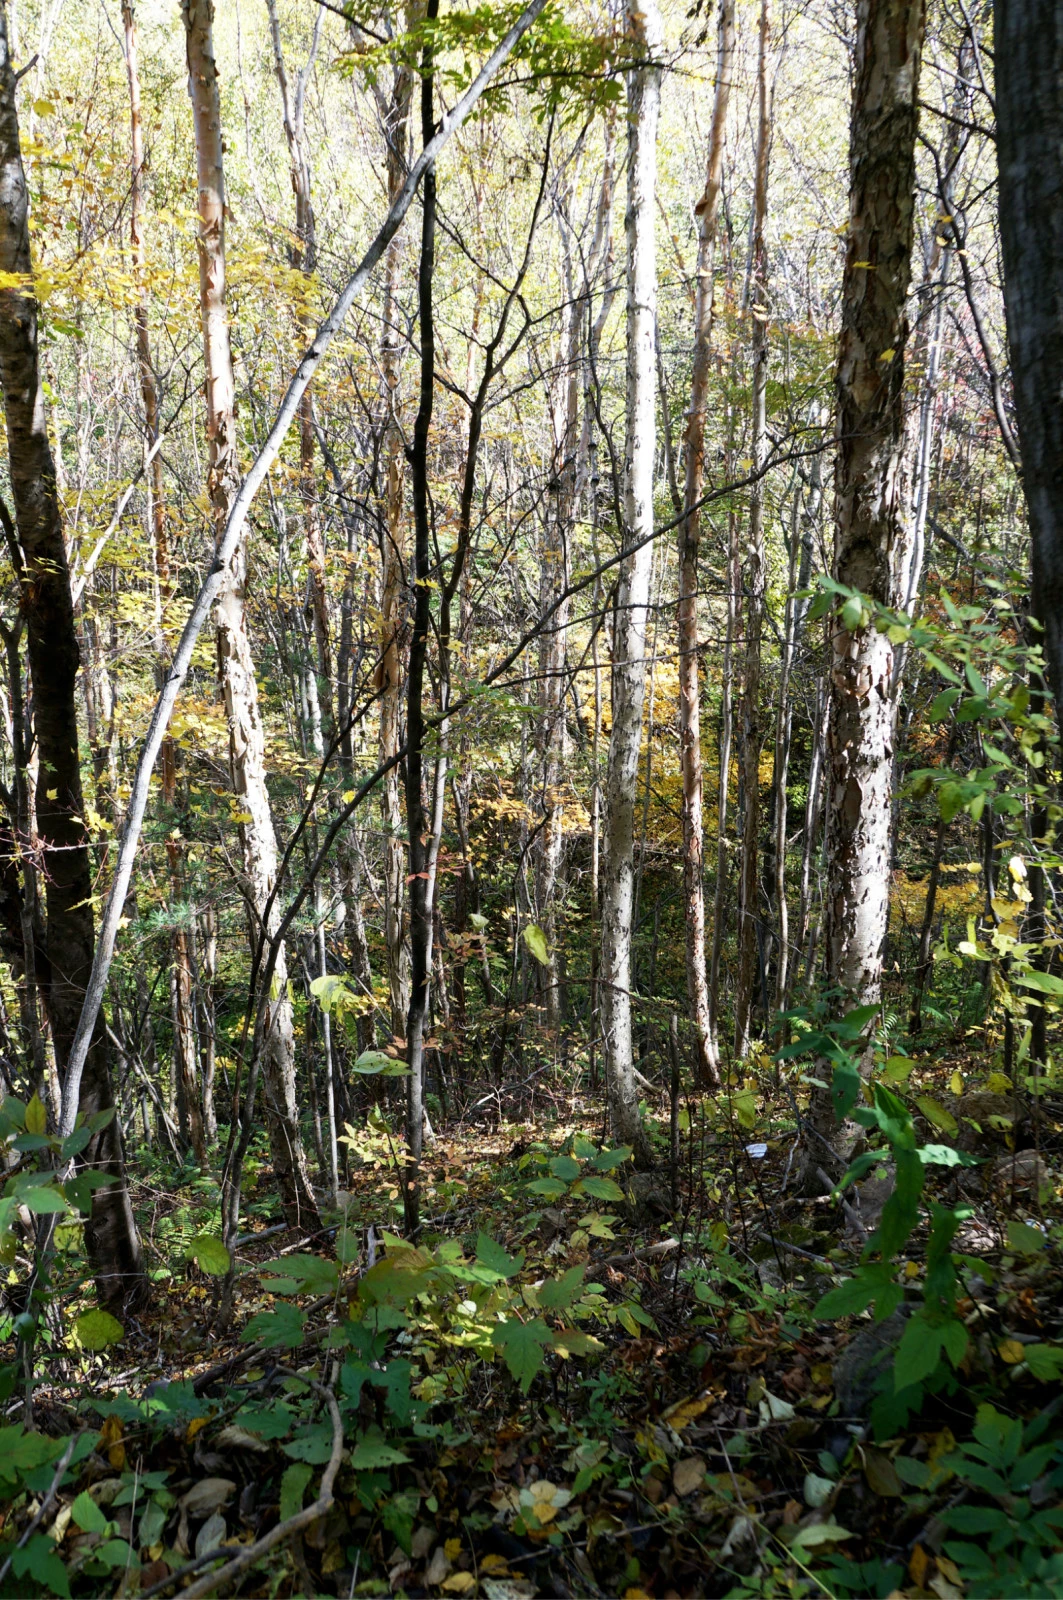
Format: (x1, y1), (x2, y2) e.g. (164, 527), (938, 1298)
(4, 1051), (1063, 1600)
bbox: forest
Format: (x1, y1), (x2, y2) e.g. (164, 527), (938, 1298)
(0, 0), (1059, 1593)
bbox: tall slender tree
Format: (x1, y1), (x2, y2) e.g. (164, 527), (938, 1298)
(600, 0), (663, 1166)
(182, 0), (320, 1231)
(0, 1), (144, 1306)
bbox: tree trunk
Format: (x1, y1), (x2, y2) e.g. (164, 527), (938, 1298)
(811, 0), (925, 1153)
(734, 0), (771, 1060)
(600, 0), (662, 1167)
(678, 0), (733, 1088)
(0, 4), (144, 1307)
(994, 0), (1063, 718)
(122, 0), (204, 1166)
(182, 0), (320, 1232)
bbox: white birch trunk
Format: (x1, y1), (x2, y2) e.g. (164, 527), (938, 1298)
(600, 0), (662, 1166)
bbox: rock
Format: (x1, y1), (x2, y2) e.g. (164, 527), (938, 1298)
(952, 1092), (1016, 1152)
(832, 1309), (908, 1417)
(622, 1171), (673, 1223)
(989, 1149), (1049, 1193)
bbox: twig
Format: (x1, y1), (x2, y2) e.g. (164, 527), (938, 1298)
(0, 1432), (79, 1589)
(142, 1379), (343, 1600)
(817, 1166), (868, 1244)
(589, 1237), (679, 1270)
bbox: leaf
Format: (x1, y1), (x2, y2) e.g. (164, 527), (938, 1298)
(283, 1424), (335, 1464)
(241, 1304), (306, 1349)
(918, 1144), (981, 1167)
(71, 1489), (109, 1533)
(538, 1265), (584, 1310)
(522, 923), (549, 965)
(349, 1428), (410, 1469)
(813, 1265), (891, 1320)
(195, 1512), (227, 1559)
(352, 1048), (409, 1076)
(1014, 969), (1063, 997)
(803, 1472), (835, 1507)
(549, 1155), (581, 1182)
(894, 1316), (944, 1391)
(792, 1522), (853, 1549)
(190, 1234), (230, 1276)
(915, 1095), (958, 1136)
(180, 1478), (236, 1517)
(673, 1456), (706, 1497)
(574, 1174), (624, 1202)
(74, 1309), (124, 1350)
(259, 1254), (338, 1295)
(1006, 1219), (1046, 1254)
(492, 1317), (552, 1393)
(11, 1534), (70, 1597)
(474, 1233), (524, 1279)
(831, 1059), (861, 1122)
(1023, 1344), (1063, 1380)
(526, 1177), (567, 1200)
(841, 595), (864, 632)
(24, 1092), (47, 1136)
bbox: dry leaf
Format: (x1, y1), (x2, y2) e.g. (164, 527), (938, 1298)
(672, 1457), (706, 1498)
(442, 1575), (476, 1595)
(998, 1338), (1025, 1364)
(180, 1478), (237, 1519)
(862, 1446), (902, 1497)
(215, 1425), (270, 1453)
(662, 1394), (712, 1431)
(194, 1512), (226, 1559)
(426, 1546), (452, 1586)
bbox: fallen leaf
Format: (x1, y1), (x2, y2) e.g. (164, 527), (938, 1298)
(444, 1537), (462, 1562)
(442, 1575), (476, 1595)
(998, 1338), (1026, 1364)
(194, 1512), (226, 1559)
(662, 1394), (712, 1431)
(180, 1479), (236, 1519)
(426, 1547), (451, 1586)
(672, 1457), (706, 1498)
(862, 1446), (902, 1497)
(215, 1425), (270, 1453)
(910, 1544), (930, 1587)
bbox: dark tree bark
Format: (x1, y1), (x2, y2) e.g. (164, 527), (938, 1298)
(0, 4), (144, 1306)
(808, 0), (925, 1162)
(995, 1), (1063, 718)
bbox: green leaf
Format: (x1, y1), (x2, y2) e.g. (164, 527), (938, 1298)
(73, 1309), (124, 1351)
(283, 1424), (335, 1464)
(11, 1534), (70, 1597)
(259, 1254), (338, 1295)
(522, 923), (549, 965)
(941, 1318), (969, 1367)
(241, 1305), (306, 1349)
(841, 595), (864, 632)
(352, 1049), (409, 1076)
(894, 1315), (943, 1391)
(538, 1265), (585, 1310)
(813, 1264), (893, 1320)
(591, 1145), (632, 1171)
(831, 1059), (861, 1122)
(310, 973), (351, 1012)
(190, 1234), (230, 1276)
(60, 1126), (92, 1159)
(548, 1155), (581, 1183)
(574, 1174), (624, 1202)
(24, 1092), (47, 1136)
(349, 1427), (410, 1469)
(526, 1178), (567, 1200)
(929, 688), (962, 721)
(492, 1317), (552, 1393)
(70, 1489), (109, 1534)
(1013, 969), (1063, 998)
(1023, 1344), (1063, 1380)
(1006, 1220), (1046, 1255)
(915, 1095), (958, 1136)
(731, 1088), (757, 1129)
(475, 1232), (523, 1279)
(21, 1185), (69, 1215)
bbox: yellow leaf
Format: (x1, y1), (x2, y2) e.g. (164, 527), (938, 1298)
(878, 347), (896, 361)
(949, 1070), (963, 1095)
(186, 1416), (210, 1442)
(998, 1339), (1025, 1365)
(24, 1092), (47, 1136)
(986, 1072), (1012, 1094)
(662, 1394), (712, 1431)
(444, 1538), (462, 1562)
(479, 1554), (509, 1574)
(441, 1575), (475, 1594)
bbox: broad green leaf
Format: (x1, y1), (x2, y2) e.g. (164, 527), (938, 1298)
(918, 1144), (981, 1167)
(74, 1309), (124, 1351)
(60, 1126), (92, 1159)
(21, 1185), (69, 1215)
(241, 1304), (306, 1349)
(840, 595), (864, 632)
(526, 1177), (567, 1200)
(71, 1489), (109, 1534)
(24, 1092), (47, 1136)
(349, 1427), (410, 1469)
(279, 1462), (314, 1520)
(492, 1317), (552, 1392)
(1024, 1344), (1063, 1380)
(813, 1264), (892, 1320)
(11, 1535), (70, 1597)
(574, 1174), (624, 1202)
(915, 1095), (958, 1136)
(522, 923), (549, 965)
(260, 1254), (338, 1295)
(591, 1145), (632, 1171)
(894, 1315), (942, 1391)
(283, 1424), (335, 1464)
(475, 1232), (523, 1278)
(731, 1088), (757, 1129)
(1014, 969), (1063, 998)
(548, 1155), (581, 1183)
(1006, 1219), (1046, 1255)
(538, 1265), (585, 1310)
(190, 1234), (230, 1276)
(352, 1049), (409, 1076)
(831, 1059), (861, 1122)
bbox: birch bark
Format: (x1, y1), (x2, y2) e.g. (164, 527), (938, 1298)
(600, 0), (662, 1166)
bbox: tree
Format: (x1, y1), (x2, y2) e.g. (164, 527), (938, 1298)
(677, 0), (733, 1086)
(181, 0), (321, 1232)
(995, 0), (1063, 718)
(0, 0), (144, 1307)
(600, 0), (663, 1167)
(814, 0), (925, 1149)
